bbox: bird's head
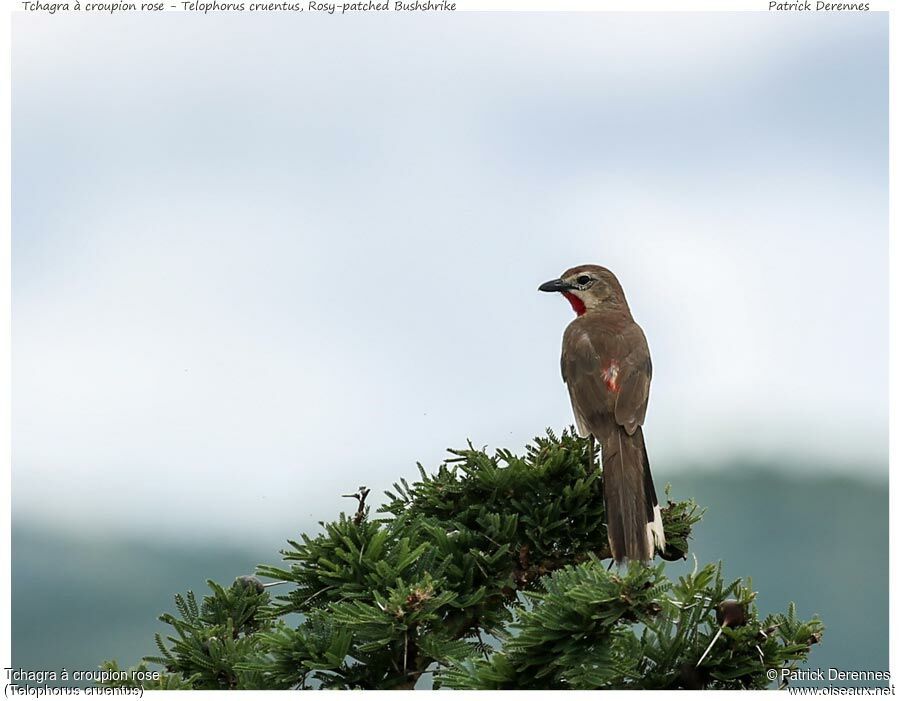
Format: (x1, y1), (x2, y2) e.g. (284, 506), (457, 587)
(538, 264), (629, 316)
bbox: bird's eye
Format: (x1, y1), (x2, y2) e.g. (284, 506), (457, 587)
(576, 275), (592, 286)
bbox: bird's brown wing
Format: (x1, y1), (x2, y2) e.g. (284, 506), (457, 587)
(613, 325), (652, 435)
(561, 321), (652, 436)
(561, 327), (607, 437)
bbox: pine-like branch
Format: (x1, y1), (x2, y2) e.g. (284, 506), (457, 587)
(103, 427), (821, 690)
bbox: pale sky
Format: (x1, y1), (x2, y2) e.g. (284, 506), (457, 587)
(12, 12), (887, 542)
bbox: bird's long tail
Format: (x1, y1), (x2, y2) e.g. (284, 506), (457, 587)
(598, 424), (665, 563)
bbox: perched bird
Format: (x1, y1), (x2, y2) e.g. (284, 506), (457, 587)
(539, 264), (665, 563)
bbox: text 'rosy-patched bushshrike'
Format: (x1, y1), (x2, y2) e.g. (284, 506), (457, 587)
(540, 264), (665, 564)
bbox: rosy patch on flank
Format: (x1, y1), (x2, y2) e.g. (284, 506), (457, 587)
(602, 361), (620, 392)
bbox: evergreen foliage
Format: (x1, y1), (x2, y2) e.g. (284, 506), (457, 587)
(103, 428), (823, 690)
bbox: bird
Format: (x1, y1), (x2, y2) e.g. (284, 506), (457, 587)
(539, 264), (665, 564)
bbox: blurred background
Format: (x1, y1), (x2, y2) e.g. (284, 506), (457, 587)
(12, 11), (887, 685)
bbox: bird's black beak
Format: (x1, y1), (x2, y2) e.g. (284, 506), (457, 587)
(538, 278), (574, 293)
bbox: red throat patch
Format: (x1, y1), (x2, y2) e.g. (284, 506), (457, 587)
(562, 291), (586, 316)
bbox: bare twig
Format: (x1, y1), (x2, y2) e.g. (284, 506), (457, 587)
(342, 485), (371, 525)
